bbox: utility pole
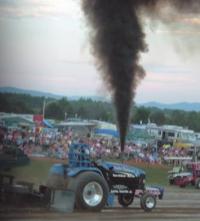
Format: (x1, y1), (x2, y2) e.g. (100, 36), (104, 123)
(42, 97), (46, 120)
(65, 112), (67, 121)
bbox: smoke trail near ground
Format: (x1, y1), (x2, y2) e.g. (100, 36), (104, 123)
(82, 0), (200, 152)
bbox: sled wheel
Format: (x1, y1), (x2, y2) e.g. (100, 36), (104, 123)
(140, 193), (156, 212)
(118, 194), (134, 207)
(69, 172), (109, 211)
(140, 200), (144, 209)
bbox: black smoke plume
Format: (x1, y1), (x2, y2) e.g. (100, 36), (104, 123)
(82, 0), (200, 152)
(82, 0), (147, 151)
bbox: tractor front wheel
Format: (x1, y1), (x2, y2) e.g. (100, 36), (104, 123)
(140, 193), (156, 212)
(118, 194), (134, 207)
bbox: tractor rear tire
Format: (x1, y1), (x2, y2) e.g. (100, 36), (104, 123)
(68, 172), (109, 211)
(118, 194), (134, 207)
(195, 178), (200, 189)
(140, 193), (156, 212)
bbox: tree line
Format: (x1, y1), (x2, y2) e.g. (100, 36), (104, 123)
(1, 92), (200, 132)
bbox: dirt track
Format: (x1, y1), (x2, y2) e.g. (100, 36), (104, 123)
(1, 186), (200, 221)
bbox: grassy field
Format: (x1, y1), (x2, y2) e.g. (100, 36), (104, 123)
(5, 158), (171, 187)
(134, 164), (170, 186)
(5, 160), (52, 186)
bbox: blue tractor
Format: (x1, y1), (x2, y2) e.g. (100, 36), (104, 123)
(47, 143), (163, 212)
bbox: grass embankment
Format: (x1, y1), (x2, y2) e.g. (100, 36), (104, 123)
(6, 158), (171, 187)
(127, 161), (170, 186)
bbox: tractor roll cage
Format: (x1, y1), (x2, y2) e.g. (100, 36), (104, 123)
(68, 143), (92, 168)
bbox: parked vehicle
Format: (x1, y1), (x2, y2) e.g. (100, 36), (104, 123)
(48, 143), (164, 212)
(168, 162), (200, 188)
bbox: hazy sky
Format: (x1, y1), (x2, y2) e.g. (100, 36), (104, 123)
(0, 0), (200, 103)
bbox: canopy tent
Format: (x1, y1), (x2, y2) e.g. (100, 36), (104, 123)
(94, 128), (119, 138)
(43, 119), (54, 128)
(57, 121), (96, 127)
(1, 116), (34, 128)
(56, 120), (96, 137)
(92, 121), (119, 138)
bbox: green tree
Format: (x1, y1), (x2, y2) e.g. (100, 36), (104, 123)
(186, 111), (199, 131)
(168, 110), (186, 126)
(132, 107), (150, 124)
(45, 102), (63, 120)
(149, 110), (166, 125)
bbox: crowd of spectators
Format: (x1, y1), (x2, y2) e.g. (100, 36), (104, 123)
(0, 127), (193, 164)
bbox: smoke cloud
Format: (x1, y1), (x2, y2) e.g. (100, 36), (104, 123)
(82, 0), (200, 152)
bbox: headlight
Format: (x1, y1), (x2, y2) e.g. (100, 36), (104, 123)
(139, 177), (145, 185)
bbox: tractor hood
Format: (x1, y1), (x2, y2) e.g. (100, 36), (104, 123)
(100, 161), (145, 178)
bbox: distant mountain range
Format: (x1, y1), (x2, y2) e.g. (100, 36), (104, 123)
(0, 87), (104, 101)
(1, 87), (200, 111)
(139, 101), (200, 112)
(0, 87), (63, 99)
